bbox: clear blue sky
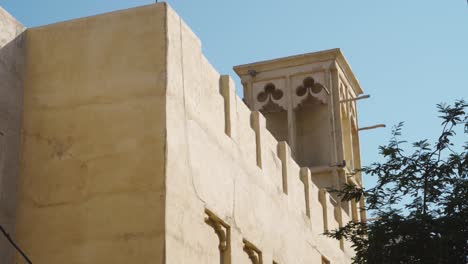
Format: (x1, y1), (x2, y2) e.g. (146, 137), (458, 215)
(2, 0), (467, 188)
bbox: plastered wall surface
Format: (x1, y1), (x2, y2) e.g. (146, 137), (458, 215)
(0, 6), (25, 264)
(15, 4), (167, 263)
(164, 5), (356, 263)
(1, 3), (364, 263)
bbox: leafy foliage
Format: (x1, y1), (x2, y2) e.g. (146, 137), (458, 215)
(326, 100), (468, 264)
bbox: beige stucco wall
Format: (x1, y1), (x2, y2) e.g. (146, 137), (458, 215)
(164, 5), (353, 263)
(16, 4), (167, 263)
(0, 6), (25, 264)
(3, 3), (362, 263)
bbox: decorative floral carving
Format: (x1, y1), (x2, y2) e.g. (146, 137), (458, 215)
(296, 77), (324, 96)
(256, 83), (285, 112)
(257, 83), (283, 102)
(294, 77), (328, 107)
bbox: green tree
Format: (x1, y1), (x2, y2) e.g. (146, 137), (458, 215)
(326, 100), (468, 264)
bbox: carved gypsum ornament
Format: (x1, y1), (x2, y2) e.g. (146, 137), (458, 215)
(243, 240), (262, 264)
(205, 213), (229, 252)
(294, 92), (323, 110)
(257, 83), (285, 113)
(294, 77), (327, 108)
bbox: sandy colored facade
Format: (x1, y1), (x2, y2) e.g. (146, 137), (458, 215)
(0, 6), (25, 264)
(0, 3), (365, 264)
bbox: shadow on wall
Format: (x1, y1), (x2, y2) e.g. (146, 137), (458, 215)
(0, 31), (26, 264)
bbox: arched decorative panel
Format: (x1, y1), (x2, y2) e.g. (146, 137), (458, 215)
(252, 79), (287, 112)
(292, 75), (328, 109)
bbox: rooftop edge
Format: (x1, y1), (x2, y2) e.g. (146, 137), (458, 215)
(233, 48), (363, 95)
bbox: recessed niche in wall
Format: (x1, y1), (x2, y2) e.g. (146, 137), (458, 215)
(292, 76), (331, 167)
(351, 123), (362, 184)
(255, 82), (288, 142)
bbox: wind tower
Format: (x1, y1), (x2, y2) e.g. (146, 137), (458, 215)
(234, 49), (366, 221)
